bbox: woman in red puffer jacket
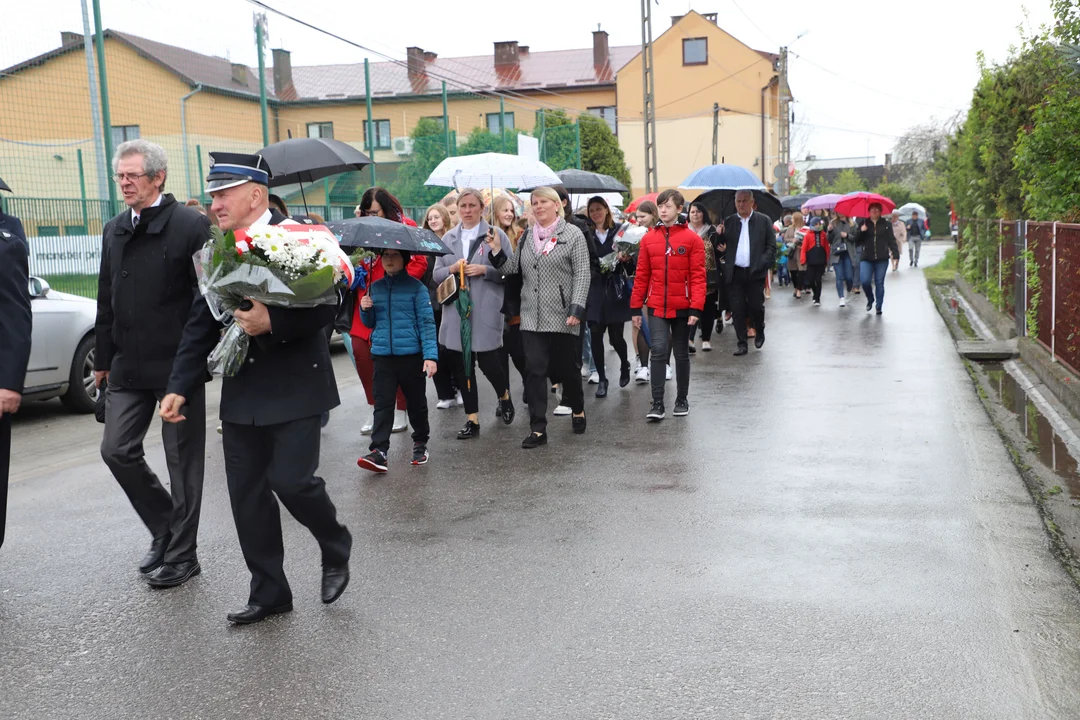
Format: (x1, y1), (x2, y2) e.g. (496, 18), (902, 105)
(629, 189), (706, 421)
(350, 188), (429, 435)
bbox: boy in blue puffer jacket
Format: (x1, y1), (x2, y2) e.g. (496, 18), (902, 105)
(357, 249), (438, 472)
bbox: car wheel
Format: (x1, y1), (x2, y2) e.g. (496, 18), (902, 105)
(61, 334), (97, 413)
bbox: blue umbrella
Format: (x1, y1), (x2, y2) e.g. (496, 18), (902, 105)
(678, 164), (766, 190)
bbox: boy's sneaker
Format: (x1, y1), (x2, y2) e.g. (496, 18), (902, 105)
(634, 366), (650, 384)
(588, 370), (600, 385)
(646, 401), (666, 421)
(839, 297), (846, 308)
(411, 443), (429, 466)
(357, 450), (387, 473)
(673, 399), (690, 417)
(701, 341), (712, 352)
(553, 404), (572, 416)
(665, 365), (673, 381)
(436, 398), (455, 410)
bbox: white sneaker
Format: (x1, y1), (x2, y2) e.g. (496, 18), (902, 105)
(813, 300), (821, 307)
(454, 390), (464, 406)
(839, 297), (846, 308)
(553, 404), (572, 416)
(580, 365), (591, 379)
(216, 423), (222, 435)
(665, 365), (673, 381)
(588, 370), (600, 385)
(634, 366), (650, 384)
(392, 409), (408, 433)
(360, 413), (374, 435)
(436, 398), (455, 410)
(701, 341), (712, 352)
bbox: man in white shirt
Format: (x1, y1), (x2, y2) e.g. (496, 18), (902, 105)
(721, 190), (777, 356)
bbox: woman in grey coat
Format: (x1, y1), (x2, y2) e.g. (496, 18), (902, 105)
(488, 186), (592, 449)
(433, 188), (514, 440)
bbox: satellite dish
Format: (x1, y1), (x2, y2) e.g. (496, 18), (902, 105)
(773, 163), (786, 180)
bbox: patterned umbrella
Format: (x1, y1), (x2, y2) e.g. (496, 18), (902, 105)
(453, 264), (474, 390)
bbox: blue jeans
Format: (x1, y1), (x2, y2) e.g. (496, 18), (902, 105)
(860, 259), (890, 310)
(834, 253), (853, 298)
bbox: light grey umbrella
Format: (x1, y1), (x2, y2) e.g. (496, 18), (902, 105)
(897, 202), (927, 221)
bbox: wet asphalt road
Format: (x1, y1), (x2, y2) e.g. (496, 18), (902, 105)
(5, 243), (1080, 719)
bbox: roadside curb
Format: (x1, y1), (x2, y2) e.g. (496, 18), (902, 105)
(928, 272), (1080, 588)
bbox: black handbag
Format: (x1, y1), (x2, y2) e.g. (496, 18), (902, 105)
(334, 287), (355, 333)
(94, 386), (106, 424)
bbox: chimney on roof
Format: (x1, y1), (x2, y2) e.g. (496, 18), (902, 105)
(272, 48), (295, 100)
(593, 27), (609, 69)
(494, 41), (520, 68)
(423, 51), (438, 63)
(407, 46), (426, 79)
(60, 31), (82, 47)
(231, 63), (248, 86)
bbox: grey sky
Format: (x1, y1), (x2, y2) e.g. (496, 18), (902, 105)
(3, 0), (1055, 164)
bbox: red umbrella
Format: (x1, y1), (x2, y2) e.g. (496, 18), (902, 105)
(625, 192), (659, 214)
(834, 192), (895, 218)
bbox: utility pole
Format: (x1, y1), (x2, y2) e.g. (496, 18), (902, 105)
(640, 0), (658, 193)
(364, 59), (376, 186)
(778, 46), (791, 195)
(711, 103), (719, 165)
(91, 0), (117, 213)
(254, 13), (269, 147)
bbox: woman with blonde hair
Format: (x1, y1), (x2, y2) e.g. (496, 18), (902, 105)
(486, 186), (592, 448)
(488, 195), (529, 404)
(423, 203), (458, 409)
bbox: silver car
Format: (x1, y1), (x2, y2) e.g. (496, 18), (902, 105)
(24, 277), (97, 413)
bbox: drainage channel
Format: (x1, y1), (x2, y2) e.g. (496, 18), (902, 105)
(982, 362), (1080, 499)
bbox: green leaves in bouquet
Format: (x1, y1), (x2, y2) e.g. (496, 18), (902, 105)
(286, 264), (337, 303)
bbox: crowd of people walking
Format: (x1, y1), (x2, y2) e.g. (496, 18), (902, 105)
(0, 136), (932, 625)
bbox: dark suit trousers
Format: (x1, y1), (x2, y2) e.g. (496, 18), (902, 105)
(521, 331), (584, 434)
(222, 415), (351, 607)
(729, 266), (766, 347)
(100, 382), (206, 563)
(0, 415), (9, 550)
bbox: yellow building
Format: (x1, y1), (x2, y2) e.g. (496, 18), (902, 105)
(0, 11), (779, 215)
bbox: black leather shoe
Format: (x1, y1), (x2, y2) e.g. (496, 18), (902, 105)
(734, 345), (748, 356)
(754, 331), (765, 349)
(227, 602), (293, 625)
(139, 535), (171, 574)
(619, 364), (631, 388)
(521, 432), (548, 449)
(499, 397), (515, 425)
(572, 414), (587, 434)
(321, 565), (350, 604)
(595, 380), (608, 398)
(457, 420), (480, 439)
(147, 559), (201, 588)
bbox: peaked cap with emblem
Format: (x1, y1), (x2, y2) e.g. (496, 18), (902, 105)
(205, 152), (272, 193)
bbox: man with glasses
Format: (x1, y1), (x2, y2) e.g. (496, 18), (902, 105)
(95, 139), (212, 588)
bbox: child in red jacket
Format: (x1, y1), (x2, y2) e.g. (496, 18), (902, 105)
(800, 216), (831, 305)
(629, 189), (706, 421)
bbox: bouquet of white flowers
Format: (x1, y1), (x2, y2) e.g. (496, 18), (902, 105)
(598, 222), (645, 274)
(195, 224), (354, 376)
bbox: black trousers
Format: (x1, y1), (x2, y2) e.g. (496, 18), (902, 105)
(371, 354), (430, 454)
(442, 347), (508, 416)
(790, 269), (804, 291)
(100, 383), (206, 563)
(647, 313), (690, 403)
(590, 322), (629, 383)
(501, 323), (528, 399)
(690, 292), (719, 342)
(729, 266), (766, 347)
(222, 416), (351, 607)
(522, 330), (584, 434)
(432, 310), (456, 401)
(806, 263), (826, 302)
(0, 415), (8, 550)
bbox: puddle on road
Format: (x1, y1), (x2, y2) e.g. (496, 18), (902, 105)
(982, 363), (1080, 499)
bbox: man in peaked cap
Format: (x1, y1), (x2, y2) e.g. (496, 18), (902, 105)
(161, 151), (352, 625)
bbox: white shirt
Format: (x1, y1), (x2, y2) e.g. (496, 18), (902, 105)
(130, 193), (162, 228)
(735, 213), (752, 268)
(458, 223), (481, 259)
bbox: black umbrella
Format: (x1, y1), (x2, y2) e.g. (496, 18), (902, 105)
(259, 137), (373, 212)
(0, 176), (10, 193)
(780, 193), (818, 210)
(695, 189), (784, 223)
(326, 217), (453, 256)
(550, 169), (628, 194)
